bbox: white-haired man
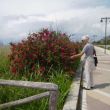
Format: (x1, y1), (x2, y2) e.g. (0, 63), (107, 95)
(70, 35), (96, 90)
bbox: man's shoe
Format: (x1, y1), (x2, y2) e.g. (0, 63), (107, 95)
(83, 87), (91, 90)
(91, 87), (94, 89)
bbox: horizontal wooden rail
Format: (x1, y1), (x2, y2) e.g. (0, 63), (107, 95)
(0, 79), (58, 110)
(0, 92), (49, 109)
(0, 79), (58, 90)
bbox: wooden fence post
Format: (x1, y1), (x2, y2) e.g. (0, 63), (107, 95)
(49, 90), (58, 110)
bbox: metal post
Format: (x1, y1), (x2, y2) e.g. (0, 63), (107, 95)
(100, 17), (110, 54)
(105, 18), (107, 54)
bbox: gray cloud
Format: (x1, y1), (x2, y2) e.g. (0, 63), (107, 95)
(70, 0), (110, 9)
(0, 0), (110, 44)
(0, 15), (55, 43)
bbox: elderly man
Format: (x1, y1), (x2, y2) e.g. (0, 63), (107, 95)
(70, 35), (96, 90)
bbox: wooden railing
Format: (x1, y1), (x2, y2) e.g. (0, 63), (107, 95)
(0, 79), (58, 110)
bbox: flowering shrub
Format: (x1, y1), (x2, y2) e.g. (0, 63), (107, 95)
(9, 29), (80, 76)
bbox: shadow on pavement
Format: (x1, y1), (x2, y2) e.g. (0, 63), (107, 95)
(94, 83), (110, 89)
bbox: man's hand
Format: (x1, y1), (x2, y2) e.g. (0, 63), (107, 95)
(70, 55), (76, 59)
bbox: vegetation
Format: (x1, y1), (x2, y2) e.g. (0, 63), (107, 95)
(0, 29), (80, 110)
(9, 29), (80, 76)
(94, 36), (110, 45)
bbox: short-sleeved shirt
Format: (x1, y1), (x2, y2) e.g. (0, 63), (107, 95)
(82, 43), (94, 57)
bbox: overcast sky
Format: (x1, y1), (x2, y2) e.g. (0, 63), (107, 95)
(0, 0), (110, 44)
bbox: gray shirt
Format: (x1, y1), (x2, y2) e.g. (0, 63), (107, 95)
(82, 43), (94, 57)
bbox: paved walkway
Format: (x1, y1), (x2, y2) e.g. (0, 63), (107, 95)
(82, 46), (110, 110)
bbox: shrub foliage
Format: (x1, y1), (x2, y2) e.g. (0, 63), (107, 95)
(9, 29), (80, 76)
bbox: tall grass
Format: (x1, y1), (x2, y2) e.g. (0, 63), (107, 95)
(0, 46), (10, 73)
(0, 46), (75, 110)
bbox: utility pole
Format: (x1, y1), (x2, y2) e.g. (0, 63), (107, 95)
(100, 17), (110, 54)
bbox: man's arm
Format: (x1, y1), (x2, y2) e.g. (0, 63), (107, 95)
(70, 51), (84, 59)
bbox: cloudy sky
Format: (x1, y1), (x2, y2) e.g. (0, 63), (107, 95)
(0, 0), (110, 44)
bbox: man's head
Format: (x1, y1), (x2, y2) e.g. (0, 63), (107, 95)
(81, 35), (90, 44)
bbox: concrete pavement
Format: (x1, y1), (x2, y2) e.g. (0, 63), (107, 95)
(82, 46), (110, 110)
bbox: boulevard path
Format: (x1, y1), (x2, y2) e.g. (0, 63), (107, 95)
(82, 46), (110, 110)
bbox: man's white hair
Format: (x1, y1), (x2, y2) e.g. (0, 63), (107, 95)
(81, 35), (90, 41)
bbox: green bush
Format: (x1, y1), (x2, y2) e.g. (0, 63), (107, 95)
(0, 29), (81, 110)
(9, 29), (80, 77)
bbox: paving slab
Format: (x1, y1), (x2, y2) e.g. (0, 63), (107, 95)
(87, 95), (110, 110)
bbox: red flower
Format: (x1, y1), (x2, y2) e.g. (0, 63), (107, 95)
(32, 65), (35, 71)
(40, 66), (45, 72)
(9, 28), (80, 75)
(11, 67), (17, 74)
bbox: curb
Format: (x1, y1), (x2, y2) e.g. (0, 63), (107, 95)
(63, 79), (80, 110)
(63, 64), (82, 110)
